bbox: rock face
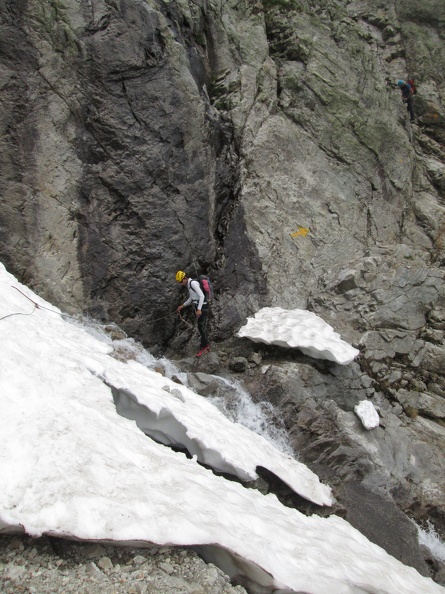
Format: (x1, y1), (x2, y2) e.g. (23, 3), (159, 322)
(1, 0), (445, 584)
(1, 0), (444, 344)
(0, 0), (266, 346)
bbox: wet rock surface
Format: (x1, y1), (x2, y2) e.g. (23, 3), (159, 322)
(171, 339), (445, 584)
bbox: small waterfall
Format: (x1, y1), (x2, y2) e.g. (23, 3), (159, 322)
(70, 316), (189, 384)
(417, 520), (445, 562)
(69, 316), (292, 455)
(208, 378), (293, 456)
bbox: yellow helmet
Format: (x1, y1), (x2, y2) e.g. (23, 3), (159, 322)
(175, 270), (186, 282)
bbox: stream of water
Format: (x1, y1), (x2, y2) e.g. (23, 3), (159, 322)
(71, 316), (445, 565)
(73, 317), (292, 455)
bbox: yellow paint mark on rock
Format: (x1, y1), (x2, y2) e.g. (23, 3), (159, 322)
(291, 227), (310, 238)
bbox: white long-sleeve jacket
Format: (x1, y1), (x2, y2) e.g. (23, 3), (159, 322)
(182, 279), (206, 310)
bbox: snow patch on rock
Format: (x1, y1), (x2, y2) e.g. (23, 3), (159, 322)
(355, 400), (380, 430)
(237, 307), (359, 365)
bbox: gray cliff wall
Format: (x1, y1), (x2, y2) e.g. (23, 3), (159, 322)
(0, 0), (266, 348)
(2, 0), (445, 417)
(1, 0), (444, 347)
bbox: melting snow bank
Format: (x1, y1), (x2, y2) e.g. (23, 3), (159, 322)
(1, 263), (445, 594)
(237, 307), (360, 365)
(0, 264), (331, 508)
(100, 361), (329, 502)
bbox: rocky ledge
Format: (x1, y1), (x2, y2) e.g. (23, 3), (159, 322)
(0, 535), (247, 594)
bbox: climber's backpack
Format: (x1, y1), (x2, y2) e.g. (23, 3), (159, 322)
(196, 275), (214, 303)
(407, 79), (417, 94)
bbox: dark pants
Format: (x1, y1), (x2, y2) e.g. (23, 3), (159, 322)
(194, 303), (209, 348)
(405, 95), (415, 120)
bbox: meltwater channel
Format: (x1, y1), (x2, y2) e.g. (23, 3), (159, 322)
(72, 315), (445, 564)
